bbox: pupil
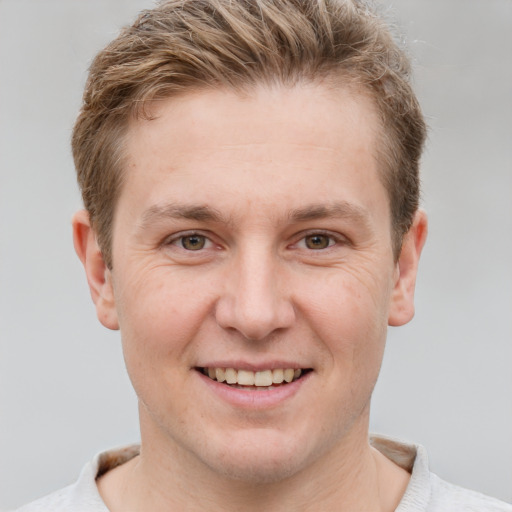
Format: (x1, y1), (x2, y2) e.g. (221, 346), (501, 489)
(306, 234), (329, 250)
(182, 235), (205, 250)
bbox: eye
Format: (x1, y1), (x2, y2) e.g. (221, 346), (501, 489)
(180, 234), (207, 251)
(164, 232), (215, 252)
(290, 231), (349, 260)
(303, 234), (334, 250)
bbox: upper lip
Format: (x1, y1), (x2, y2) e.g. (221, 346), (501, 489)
(195, 361), (310, 371)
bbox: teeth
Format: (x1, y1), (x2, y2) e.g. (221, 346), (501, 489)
(283, 368), (294, 383)
(254, 370), (272, 386)
(202, 367), (305, 386)
(237, 370), (255, 386)
(225, 368), (237, 384)
(272, 368), (284, 384)
(215, 368), (226, 383)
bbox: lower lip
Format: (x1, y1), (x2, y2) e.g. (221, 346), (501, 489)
(197, 371), (311, 409)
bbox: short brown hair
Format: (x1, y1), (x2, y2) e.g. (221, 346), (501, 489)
(72, 0), (426, 268)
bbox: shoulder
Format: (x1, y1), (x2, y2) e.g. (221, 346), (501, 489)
(12, 484), (99, 512)
(11, 445), (139, 512)
(428, 474), (512, 512)
(371, 435), (512, 512)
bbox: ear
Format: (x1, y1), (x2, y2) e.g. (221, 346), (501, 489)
(72, 210), (119, 330)
(388, 209), (428, 327)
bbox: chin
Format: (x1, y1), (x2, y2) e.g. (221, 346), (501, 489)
(207, 453), (306, 485)
(198, 430), (320, 484)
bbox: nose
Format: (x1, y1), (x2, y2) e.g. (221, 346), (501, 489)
(215, 246), (296, 341)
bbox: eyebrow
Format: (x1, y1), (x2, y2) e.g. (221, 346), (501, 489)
(138, 200), (372, 230)
(289, 201), (372, 226)
(139, 204), (228, 230)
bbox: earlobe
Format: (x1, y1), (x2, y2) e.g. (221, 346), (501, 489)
(72, 210), (119, 330)
(388, 209), (428, 327)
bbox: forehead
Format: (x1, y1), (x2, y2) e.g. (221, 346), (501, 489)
(129, 82), (380, 152)
(119, 84), (388, 226)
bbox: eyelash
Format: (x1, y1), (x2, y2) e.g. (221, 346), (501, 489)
(163, 230), (347, 253)
(164, 231), (215, 251)
(292, 230), (347, 251)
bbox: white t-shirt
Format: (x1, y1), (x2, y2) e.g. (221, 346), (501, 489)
(13, 436), (512, 511)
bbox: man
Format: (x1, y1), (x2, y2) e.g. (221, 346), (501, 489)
(15, 0), (511, 511)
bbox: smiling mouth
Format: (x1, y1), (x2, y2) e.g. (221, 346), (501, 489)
(198, 367), (311, 390)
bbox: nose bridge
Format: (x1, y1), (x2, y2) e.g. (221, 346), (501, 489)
(215, 239), (294, 340)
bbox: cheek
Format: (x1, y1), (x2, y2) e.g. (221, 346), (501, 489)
(115, 277), (214, 419)
(294, 273), (389, 441)
(114, 268), (219, 372)
(302, 267), (391, 338)
(299, 268), (391, 382)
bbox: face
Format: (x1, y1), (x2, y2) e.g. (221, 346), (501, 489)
(80, 84), (423, 483)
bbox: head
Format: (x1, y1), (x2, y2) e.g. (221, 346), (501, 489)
(71, 0), (428, 487)
(72, 0), (426, 269)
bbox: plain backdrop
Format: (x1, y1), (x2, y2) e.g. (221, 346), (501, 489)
(0, 0), (511, 509)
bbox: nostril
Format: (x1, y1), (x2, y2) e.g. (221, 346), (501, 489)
(215, 299), (296, 342)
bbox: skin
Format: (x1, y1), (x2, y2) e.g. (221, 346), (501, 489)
(73, 83), (427, 511)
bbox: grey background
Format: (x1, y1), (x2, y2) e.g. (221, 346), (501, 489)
(0, 0), (510, 509)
